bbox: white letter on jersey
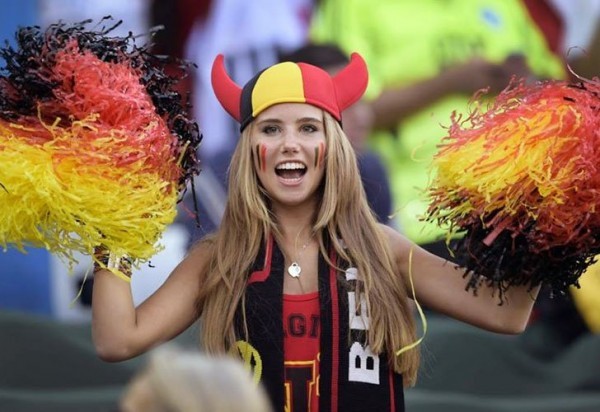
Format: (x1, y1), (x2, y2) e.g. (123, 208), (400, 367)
(348, 342), (380, 384)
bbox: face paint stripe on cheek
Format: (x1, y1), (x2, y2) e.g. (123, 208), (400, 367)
(315, 141), (325, 168)
(260, 144), (267, 172)
(255, 144), (262, 171)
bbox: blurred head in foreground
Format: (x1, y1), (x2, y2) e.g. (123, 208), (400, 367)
(120, 347), (273, 412)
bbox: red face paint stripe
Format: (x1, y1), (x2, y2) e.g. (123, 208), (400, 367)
(260, 145), (267, 172)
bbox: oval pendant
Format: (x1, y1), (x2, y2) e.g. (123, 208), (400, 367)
(288, 262), (301, 278)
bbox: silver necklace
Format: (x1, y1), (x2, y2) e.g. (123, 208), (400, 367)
(287, 236), (311, 278)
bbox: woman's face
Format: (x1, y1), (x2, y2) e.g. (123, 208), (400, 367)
(250, 103), (326, 209)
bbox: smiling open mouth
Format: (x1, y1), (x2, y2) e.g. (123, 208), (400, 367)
(275, 162), (307, 180)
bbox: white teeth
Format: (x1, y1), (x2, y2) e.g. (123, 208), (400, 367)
(276, 162), (306, 170)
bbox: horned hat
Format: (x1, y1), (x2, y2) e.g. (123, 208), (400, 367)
(211, 52), (369, 131)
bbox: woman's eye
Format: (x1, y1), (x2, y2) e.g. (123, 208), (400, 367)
(301, 124), (318, 133)
(261, 125), (280, 135)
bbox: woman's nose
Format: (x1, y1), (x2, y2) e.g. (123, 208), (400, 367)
(281, 131), (300, 153)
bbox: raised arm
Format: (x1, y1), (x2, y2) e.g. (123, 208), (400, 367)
(370, 55), (532, 130)
(91, 243), (209, 362)
(381, 224), (539, 334)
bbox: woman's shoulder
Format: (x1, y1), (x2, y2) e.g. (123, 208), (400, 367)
(377, 222), (403, 241)
(376, 222), (414, 259)
(187, 235), (216, 259)
(175, 236), (217, 278)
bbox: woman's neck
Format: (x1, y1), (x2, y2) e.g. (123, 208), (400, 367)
(272, 200), (318, 242)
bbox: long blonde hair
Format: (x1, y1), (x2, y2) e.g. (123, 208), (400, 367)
(198, 111), (419, 385)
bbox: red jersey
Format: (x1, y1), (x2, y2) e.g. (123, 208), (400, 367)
(283, 291), (320, 412)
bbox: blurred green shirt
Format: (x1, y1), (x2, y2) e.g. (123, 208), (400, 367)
(311, 0), (565, 244)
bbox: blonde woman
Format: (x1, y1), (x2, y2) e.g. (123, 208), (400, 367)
(93, 53), (539, 411)
(120, 346), (272, 412)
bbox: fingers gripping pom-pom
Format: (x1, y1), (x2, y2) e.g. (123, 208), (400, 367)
(0, 18), (201, 275)
(426, 77), (600, 299)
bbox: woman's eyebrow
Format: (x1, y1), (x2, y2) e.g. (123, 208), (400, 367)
(255, 118), (283, 125)
(296, 117), (323, 123)
(256, 117), (322, 125)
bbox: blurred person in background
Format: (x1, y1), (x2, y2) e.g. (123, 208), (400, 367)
(310, 0), (566, 260)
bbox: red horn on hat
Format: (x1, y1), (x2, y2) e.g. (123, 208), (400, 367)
(332, 53), (369, 111)
(211, 54), (242, 121)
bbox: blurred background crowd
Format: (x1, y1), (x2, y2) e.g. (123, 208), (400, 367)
(1, 1), (599, 411)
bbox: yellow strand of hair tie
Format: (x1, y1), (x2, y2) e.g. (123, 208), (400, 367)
(396, 246), (428, 356)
